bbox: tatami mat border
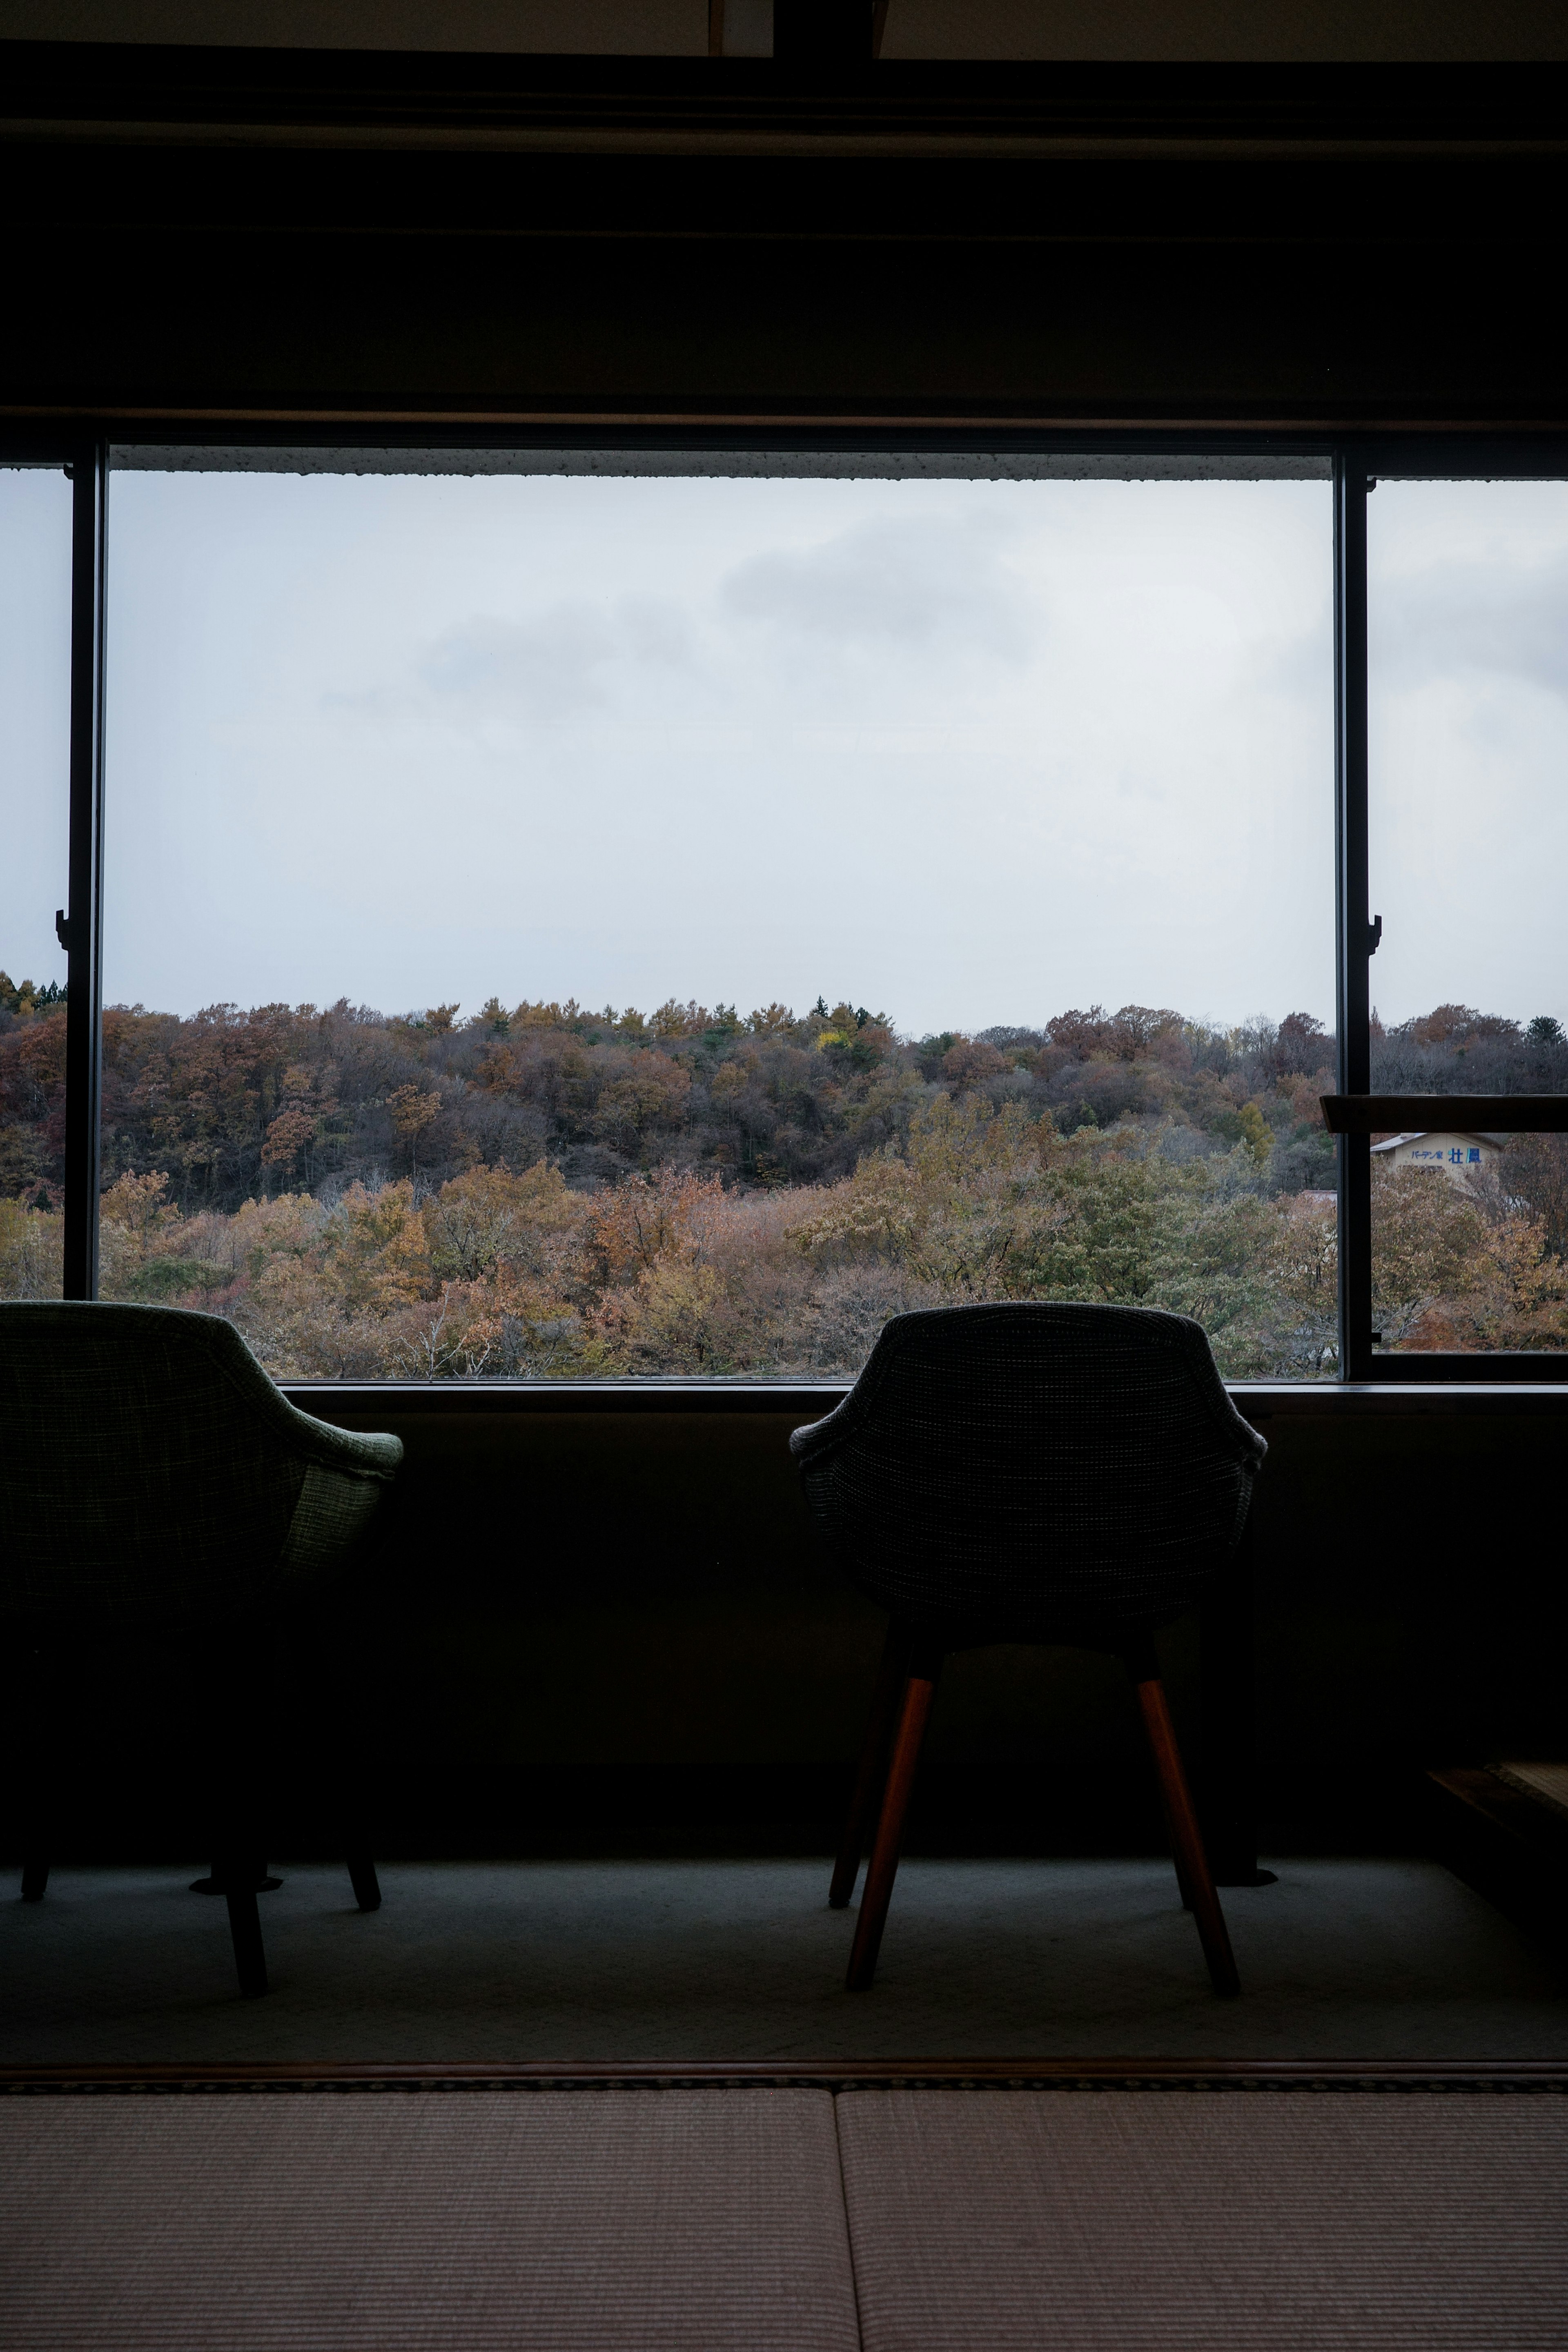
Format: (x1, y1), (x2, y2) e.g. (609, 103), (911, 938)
(6, 2060), (1568, 2096)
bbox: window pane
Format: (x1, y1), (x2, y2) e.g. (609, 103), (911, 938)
(101, 466), (1334, 1379)
(1368, 479), (1568, 1356)
(0, 466), (71, 1300)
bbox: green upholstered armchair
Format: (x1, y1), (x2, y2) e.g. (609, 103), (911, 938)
(2, 1301), (403, 1997)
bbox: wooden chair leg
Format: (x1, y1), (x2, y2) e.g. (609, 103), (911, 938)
(1124, 1635), (1192, 1913)
(1124, 1640), (1240, 1999)
(347, 1857), (381, 1913)
(20, 1858), (49, 1902)
(224, 1885), (269, 1999)
(1152, 1786), (1197, 1912)
(846, 1648), (943, 1992)
(830, 1622), (912, 1909)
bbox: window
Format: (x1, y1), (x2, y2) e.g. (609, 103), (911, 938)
(1365, 475), (1568, 1361)
(10, 437), (1563, 1384)
(0, 463), (72, 1300)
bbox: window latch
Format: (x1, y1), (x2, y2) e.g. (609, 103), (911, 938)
(55, 908), (70, 954)
(1366, 915), (1382, 957)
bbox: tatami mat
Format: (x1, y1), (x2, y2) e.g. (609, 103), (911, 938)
(0, 2089), (860, 2352)
(4, 2084), (1567, 2350)
(836, 2089), (1568, 2350)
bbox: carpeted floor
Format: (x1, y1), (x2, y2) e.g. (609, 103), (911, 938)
(3, 2083), (1565, 2349)
(3, 1856), (1566, 2062)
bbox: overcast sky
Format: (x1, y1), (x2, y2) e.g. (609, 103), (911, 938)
(1, 468), (72, 996)
(1368, 479), (1568, 1033)
(2, 465), (1564, 1037)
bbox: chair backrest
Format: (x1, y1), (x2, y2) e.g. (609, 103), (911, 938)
(0, 1302), (399, 1637)
(790, 1303), (1267, 1644)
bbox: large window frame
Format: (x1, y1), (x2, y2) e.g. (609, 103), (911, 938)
(9, 425), (1568, 1388)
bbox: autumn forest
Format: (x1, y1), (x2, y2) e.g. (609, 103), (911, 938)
(2, 973), (1566, 1376)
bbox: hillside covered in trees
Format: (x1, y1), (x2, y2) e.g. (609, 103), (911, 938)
(2, 980), (1565, 1376)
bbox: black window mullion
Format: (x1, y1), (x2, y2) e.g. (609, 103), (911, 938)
(62, 438), (108, 1302)
(1334, 452), (1372, 1381)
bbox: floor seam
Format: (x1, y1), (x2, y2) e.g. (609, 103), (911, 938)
(831, 2091), (869, 2352)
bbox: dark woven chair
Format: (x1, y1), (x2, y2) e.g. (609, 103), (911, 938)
(791, 1302), (1267, 1996)
(2, 1301), (403, 1997)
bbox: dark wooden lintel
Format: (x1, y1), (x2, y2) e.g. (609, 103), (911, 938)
(1321, 1095), (1568, 1134)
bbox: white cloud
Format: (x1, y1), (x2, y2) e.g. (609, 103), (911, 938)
(722, 510), (1035, 663)
(1373, 557), (1568, 701)
(422, 593), (695, 724)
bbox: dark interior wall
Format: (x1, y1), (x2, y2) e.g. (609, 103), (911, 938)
(29, 1396), (1562, 1862)
(4, 44), (1568, 430)
(0, 2), (707, 51)
(883, 2), (1568, 62)
(321, 1394), (1568, 1855)
(5, 1), (1567, 62)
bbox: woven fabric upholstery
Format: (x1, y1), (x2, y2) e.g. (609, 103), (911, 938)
(790, 1304), (1265, 1646)
(0, 1303), (402, 1638)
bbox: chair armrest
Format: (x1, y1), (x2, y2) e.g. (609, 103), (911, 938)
(187, 1310), (404, 1481)
(284, 1414), (403, 1479)
(788, 1394), (859, 1468)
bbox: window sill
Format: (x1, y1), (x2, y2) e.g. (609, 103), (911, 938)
(276, 1376), (1568, 1419)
